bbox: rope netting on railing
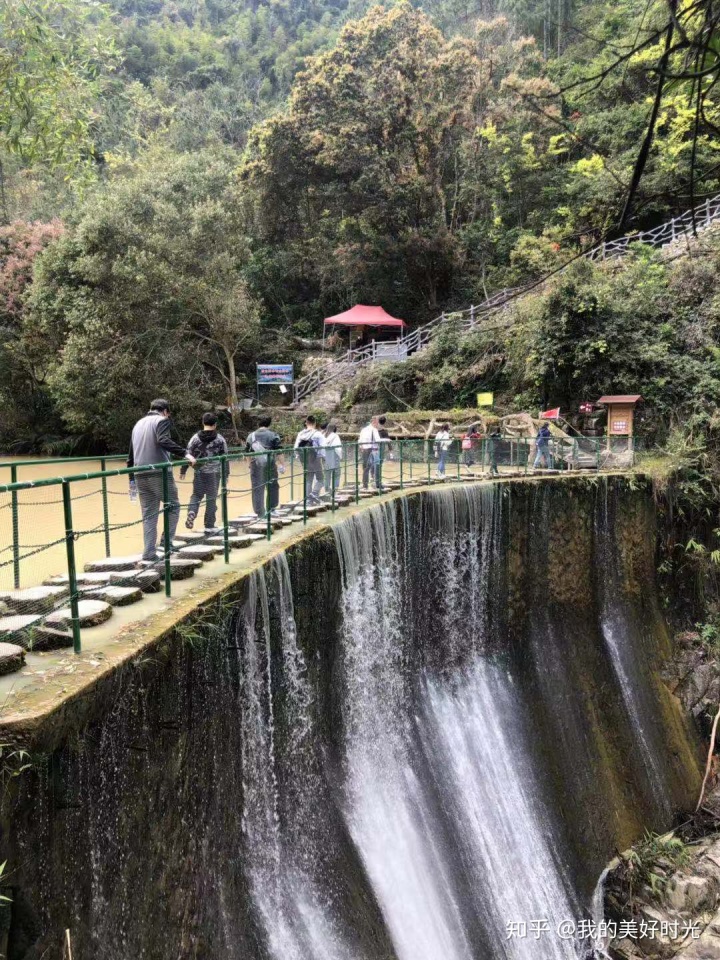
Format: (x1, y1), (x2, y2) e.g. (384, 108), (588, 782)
(0, 437), (634, 657)
(294, 191), (720, 403)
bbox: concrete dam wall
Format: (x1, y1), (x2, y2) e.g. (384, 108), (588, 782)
(0, 476), (702, 959)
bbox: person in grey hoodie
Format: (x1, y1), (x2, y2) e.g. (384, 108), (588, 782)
(181, 413), (229, 531)
(127, 399), (195, 563)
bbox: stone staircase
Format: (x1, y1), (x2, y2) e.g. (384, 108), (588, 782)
(293, 191), (720, 409)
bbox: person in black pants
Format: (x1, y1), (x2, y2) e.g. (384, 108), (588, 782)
(181, 413), (229, 530)
(246, 415), (285, 517)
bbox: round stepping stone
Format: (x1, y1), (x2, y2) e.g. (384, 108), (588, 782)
(77, 572), (116, 585)
(109, 570), (161, 593)
(81, 585), (144, 606)
(153, 558), (199, 580)
(0, 614), (42, 644)
(246, 523), (273, 535)
(85, 555), (142, 573)
(233, 534), (265, 548)
(229, 515), (257, 525)
(45, 572), (112, 587)
(0, 642), (25, 675)
(29, 627), (74, 652)
(178, 545), (218, 561)
(0, 586), (69, 614)
(46, 600), (112, 629)
(172, 531), (208, 543)
(206, 536), (249, 550)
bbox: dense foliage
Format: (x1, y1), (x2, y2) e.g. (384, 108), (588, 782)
(343, 236), (720, 448)
(1, 0), (720, 450)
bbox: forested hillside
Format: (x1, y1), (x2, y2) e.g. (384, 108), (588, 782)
(0, 0), (718, 450)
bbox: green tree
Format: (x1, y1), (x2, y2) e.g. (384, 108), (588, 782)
(28, 149), (262, 448)
(0, 0), (119, 188)
(241, 2), (485, 315)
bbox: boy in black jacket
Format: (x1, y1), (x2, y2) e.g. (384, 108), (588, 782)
(181, 413), (229, 530)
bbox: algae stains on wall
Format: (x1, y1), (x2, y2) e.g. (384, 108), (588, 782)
(0, 476), (704, 960)
(503, 477), (701, 894)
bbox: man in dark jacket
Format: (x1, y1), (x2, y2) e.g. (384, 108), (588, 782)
(246, 415), (284, 517)
(181, 413), (229, 531)
(533, 423), (554, 469)
(128, 399), (195, 563)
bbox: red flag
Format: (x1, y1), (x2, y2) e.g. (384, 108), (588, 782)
(540, 407), (560, 420)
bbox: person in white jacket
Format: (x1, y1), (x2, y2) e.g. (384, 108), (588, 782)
(358, 417), (381, 490)
(434, 423), (453, 477)
(321, 423), (343, 496)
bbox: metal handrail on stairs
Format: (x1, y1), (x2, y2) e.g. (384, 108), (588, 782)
(293, 192), (720, 404)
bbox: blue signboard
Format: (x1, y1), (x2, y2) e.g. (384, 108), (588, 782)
(257, 363), (294, 385)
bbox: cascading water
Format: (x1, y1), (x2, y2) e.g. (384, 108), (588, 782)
(332, 489), (583, 960)
(4, 478), (701, 960)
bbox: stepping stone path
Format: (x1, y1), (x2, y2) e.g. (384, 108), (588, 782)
(81, 585), (144, 607)
(47, 600), (112, 629)
(0, 642), (25, 675)
(0, 586), (68, 614)
(6, 475), (488, 666)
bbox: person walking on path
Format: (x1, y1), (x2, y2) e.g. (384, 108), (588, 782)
(434, 423), (453, 477)
(246, 415), (285, 517)
(358, 417), (381, 490)
(462, 423), (480, 469)
(375, 416), (393, 489)
(294, 416), (325, 503)
(533, 422), (554, 469)
(128, 398), (195, 564)
(488, 428), (501, 477)
(181, 413), (229, 531)
(321, 423), (343, 497)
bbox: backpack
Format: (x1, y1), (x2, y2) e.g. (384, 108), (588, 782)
(297, 438), (313, 448)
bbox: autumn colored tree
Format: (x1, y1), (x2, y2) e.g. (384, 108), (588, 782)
(0, 219), (65, 445)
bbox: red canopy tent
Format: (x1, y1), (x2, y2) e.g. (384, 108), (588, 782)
(323, 305), (408, 351)
(324, 305), (407, 329)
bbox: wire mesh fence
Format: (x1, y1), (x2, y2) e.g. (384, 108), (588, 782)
(0, 436), (633, 657)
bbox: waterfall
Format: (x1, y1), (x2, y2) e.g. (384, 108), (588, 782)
(238, 561), (360, 960)
(332, 490), (585, 960)
(10, 478), (698, 960)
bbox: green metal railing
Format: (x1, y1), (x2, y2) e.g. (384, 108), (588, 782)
(0, 435), (631, 653)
